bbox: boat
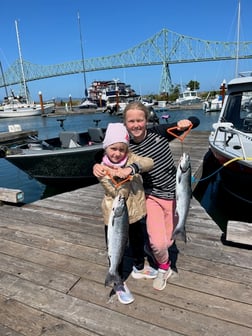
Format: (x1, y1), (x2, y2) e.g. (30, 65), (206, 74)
(203, 94), (222, 112)
(0, 92), (55, 118)
(176, 87), (201, 105)
(208, 72), (252, 203)
(203, 81), (227, 113)
(88, 80), (137, 110)
(0, 20), (55, 118)
(0, 123), (106, 187)
(0, 108), (161, 187)
(137, 96), (155, 107)
(77, 98), (97, 109)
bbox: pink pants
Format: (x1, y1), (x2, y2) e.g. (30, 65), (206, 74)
(146, 195), (177, 270)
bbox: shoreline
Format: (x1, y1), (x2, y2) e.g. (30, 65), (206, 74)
(45, 106), (105, 117)
(48, 102), (203, 118)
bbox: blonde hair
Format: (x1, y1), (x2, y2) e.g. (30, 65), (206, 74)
(123, 101), (150, 122)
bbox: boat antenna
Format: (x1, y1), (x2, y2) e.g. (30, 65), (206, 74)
(235, 0), (241, 77)
(15, 20), (29, 101)
(77, 12), (88, 99)
(0, 61), (8, 97)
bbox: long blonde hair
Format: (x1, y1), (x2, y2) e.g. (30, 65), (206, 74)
(123, 101), (150, 123)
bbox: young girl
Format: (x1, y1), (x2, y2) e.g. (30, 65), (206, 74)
(95, 103), (199, 292)
(98, 122), (156, 304)
(123, 102), (199, 291)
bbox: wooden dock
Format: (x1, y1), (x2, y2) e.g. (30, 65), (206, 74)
(0, 131), (251, 336)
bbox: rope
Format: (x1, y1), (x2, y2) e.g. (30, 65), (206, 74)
(192, 156), (252, 183)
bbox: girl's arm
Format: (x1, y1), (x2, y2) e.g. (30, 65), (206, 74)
(127, 153), (154, 173)
(151, 116), (200, 140)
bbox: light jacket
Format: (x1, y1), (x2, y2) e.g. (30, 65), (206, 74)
(99, 151), (154, 224)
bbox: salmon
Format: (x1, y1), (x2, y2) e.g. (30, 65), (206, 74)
(172, 153), (192, 242)
(105, 194), (129, 287)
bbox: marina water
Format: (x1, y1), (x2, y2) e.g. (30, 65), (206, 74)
(0, 108), (249, 231)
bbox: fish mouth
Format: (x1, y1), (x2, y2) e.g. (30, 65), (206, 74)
(179, 164), (191, 173)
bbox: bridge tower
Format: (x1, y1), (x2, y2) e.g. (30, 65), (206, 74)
(159, 62), (173, 94)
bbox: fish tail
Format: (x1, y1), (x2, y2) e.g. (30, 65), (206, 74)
(172, 228), (187, 243)
(105, 271), (121, 287)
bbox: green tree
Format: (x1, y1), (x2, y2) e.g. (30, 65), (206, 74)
(187, 80), (200, 91)
(168, 85), (180, 101)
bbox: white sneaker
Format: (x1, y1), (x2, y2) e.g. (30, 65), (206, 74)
(116, 283), (135, 304)
(153, 268), (173, 290)
(131, 265), (158, 279)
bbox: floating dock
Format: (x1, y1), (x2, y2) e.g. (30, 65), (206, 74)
(0, 131), (250, 336)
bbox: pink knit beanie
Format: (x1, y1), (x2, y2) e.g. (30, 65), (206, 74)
(103, 123), (130, 149)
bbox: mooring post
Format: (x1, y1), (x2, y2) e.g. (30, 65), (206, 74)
(39, 91), (44, 114)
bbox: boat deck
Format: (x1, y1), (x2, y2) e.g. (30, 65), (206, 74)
(0, 130), (38, 146)
(0, 131), (251, 336)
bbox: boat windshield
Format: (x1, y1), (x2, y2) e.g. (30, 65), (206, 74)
(221, 91), (252, 132)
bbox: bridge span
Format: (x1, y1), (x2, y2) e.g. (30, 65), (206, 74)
(1, 28), (252, 93)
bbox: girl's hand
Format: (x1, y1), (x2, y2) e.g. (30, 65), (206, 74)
(113, 167), (132, 179)
(177, 119), (192, 131)
(93, 163), (106, 177)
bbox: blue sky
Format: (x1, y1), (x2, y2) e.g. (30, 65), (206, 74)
(0, 0), (251, 100)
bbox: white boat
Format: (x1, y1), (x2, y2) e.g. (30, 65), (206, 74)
(176, 87), (201, 105)
(88, 80), (137, 108)
(203, 94), (223, 112)
(77, 98), (97, 109)
(137, 96), (155, 107)
(0, 20), (55, 118)
(209, 72), (252, 203)
(0, 93), (55, 118)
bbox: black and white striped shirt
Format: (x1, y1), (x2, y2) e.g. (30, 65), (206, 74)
(129, 125), (177, 200)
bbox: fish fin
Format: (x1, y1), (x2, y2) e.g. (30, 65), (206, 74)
(172, 228), (187, 243)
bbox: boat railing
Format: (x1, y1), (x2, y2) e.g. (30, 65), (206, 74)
(212, 122), (252, 160)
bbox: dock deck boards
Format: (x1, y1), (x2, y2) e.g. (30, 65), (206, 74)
(0, 131), (251, 336)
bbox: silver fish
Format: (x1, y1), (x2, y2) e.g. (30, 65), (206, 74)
(105, 194), (129, 287)
(172, 152), (192, 242)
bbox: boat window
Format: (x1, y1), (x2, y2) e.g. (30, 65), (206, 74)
(241, 90), (252, 132)
(222, 91), (252, 131)
(222, 93), (243, 129)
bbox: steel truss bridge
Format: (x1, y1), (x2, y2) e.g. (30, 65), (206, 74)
(1, 28), (252, 94)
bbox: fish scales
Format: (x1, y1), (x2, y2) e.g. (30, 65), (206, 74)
(105, 194), (129, 287)
(172, 152), (192, 242)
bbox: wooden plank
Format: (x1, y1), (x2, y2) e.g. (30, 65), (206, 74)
(0, 187), (24, 203)
(0, 323), (23, 336)
(226, 221), (252, 245)
(70, 277), (252, 336)
(0, 294), (98, 336)
(176, 254), (252, 286)
(0, 273), (181, 336)
(0, 252), (79, 293)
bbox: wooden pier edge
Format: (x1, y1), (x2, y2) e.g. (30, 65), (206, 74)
(226, 221), (252, 245)
(0, 187), (24, 204)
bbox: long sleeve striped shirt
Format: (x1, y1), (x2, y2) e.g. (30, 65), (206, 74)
(129, 117), (199, 200)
